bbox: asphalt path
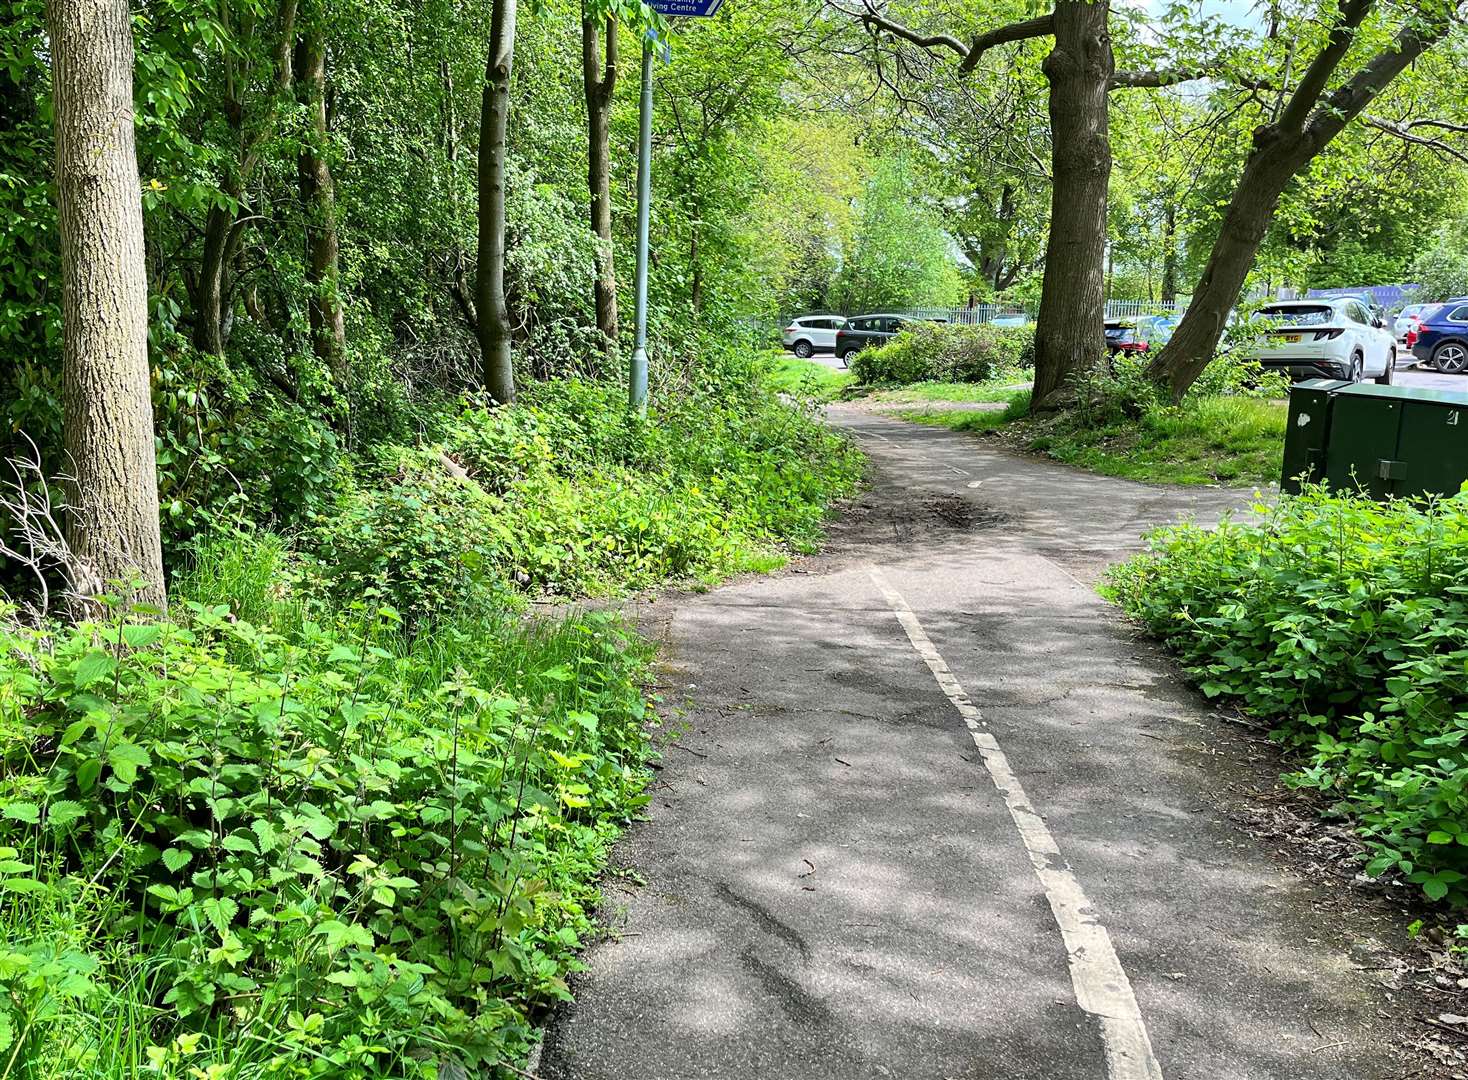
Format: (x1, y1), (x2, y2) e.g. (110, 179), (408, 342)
(540, 408), (1406, 1080)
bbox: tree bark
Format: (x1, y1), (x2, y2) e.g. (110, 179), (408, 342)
(975, 184), (1017, 290)
(582, 11), (619, 366)
(47, 0), (166, 610)
(1160, 201), (1177, 304)
(296, 25), (349, 391)
(1146, 4), (1443, 401)
(476, 0), (517, 404)
(1030, 0), (1113, 408)
(190, 0), (297, 356)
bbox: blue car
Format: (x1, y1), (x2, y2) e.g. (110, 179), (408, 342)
(1412, 297), (1468, 374)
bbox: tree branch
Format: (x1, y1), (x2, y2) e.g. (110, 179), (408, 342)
(957, 15), (1054, 73)
(1363, 114), (1468, 166)
(1305, 12), (1458, 149)
(1276, 0), (1373, 133)
(848, 1), (970, 60)
(1109, 67), (1272, 90)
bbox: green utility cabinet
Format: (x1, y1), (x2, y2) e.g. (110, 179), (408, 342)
(1283, 380), (1468, 499)
(1281, 379), (1350, 493)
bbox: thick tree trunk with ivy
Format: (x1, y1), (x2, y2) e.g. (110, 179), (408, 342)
(1146, 1), (1444, 401)
(476, 0), (517, 404)
(47, 0), (166, 610)
(1030, 0), (1113, 408)
(582, 11), (619, 366)
(296, 26), (349, 391)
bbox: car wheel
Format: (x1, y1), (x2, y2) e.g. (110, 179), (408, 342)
(1435, 341), (1468, 374)
(1347, 352), (1363, 382)
(1375, 349), (1395, 385)
(793, 339), (813, 359)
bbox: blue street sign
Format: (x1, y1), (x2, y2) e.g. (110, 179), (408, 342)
(648, 0), (724, 16)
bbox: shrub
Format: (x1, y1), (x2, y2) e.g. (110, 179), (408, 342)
(0, 600), (653, 1077)
(306, 376), (861, 621)
(1106, 489), (1468, 907)
(851, 322), (1033, 385)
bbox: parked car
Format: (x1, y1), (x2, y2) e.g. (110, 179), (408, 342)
(985, 313), (1030, 328)
(1103, 320), (1150, 355)
(781, 315), (846, 358)
(835, 314), (911, 362)
(1411, 298), (1468, 374)
(1393, 303), (1428, 346)
(1243, 298), (1396, 383)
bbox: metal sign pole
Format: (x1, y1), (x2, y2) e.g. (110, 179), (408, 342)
(629, 36), (653, 416)
(628, 2), (724, 415)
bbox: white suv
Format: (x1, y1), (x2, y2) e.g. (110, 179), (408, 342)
(1244, 299), (1397, 383)
(781, 315), (846, 358)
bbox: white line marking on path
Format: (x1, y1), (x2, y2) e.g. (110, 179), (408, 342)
(869, 566), (1164, 1080)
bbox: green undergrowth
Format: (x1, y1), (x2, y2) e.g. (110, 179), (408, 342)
(849, 322), (1033, 385)
(0, 356), (861, 1078)
(1106, 489), (1468, 915)
(310, 371), (861, 624)
(0, 580), (655, 1078)
(761, 354), (854, 401)
(863, 380), (1031, 405)
(904, 386), (1285, 487)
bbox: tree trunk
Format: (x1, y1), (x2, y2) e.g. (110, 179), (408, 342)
(1030, 0), (1113, 408)
(190, 0), (297, 356)
(1144, 135), (1307, 399)
(47, 0), (166, 611)
(977, 184), (1016, 290)
(1145, 10), (1441, 401)
(582, 11), (619, 365)
(1160, 202), (1177, 304)
(296, 25), (349, 391)
(193, 194), (235, 354)
(476, 0), (517, 404)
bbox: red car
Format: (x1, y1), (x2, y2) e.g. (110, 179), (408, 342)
(1104, 320), (1149, 355)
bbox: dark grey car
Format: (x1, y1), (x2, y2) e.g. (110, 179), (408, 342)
(835, 314), (912, 362)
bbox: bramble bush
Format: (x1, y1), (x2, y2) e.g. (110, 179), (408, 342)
(0, 590), (654, 1078)
(312, 374), (860, 621)
(850, 322), (1033, 385)
(1106, 489), (1468, 908)
(0, 340), (862, 1077)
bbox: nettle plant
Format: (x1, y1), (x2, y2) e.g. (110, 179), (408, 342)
(1106, 489), (1468, 910)
(0, 602), (652, 1076)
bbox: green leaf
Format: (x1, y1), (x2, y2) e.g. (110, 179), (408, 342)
(45, 801), (85, 830)
(75, 759), (101, 793)
(1424, 878), (1451, 902)
(200, 896), (239, 936)
(162, 848), (192, 873)
(1428, 831), (1455, 845)
(312, 919), (373, 950)
(121, 624), (162, 648)
(221, 833), (258, 855)
(73, 650), (115, 688)
(1, 802), (40, 825)
(107, 742), (151, 785)
(2, 877), (52, 896)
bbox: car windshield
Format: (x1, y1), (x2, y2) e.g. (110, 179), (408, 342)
(1104, 324), (1132, 338)
(1258, 305), (1333, 326)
